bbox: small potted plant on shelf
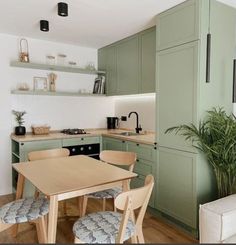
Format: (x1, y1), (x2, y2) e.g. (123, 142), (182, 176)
(12, 110), (26, 135)
(165, 107), (236, 198)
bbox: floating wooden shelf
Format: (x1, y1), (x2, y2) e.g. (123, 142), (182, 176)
(11, 90), (106, 97)
(10, 61), (106, 75)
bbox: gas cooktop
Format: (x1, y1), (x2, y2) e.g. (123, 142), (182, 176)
(61, 128), (87, 135)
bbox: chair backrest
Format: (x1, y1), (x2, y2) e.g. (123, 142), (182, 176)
(114, 175), (154, 243)
(99, 150), (136, 171)
(28, 148), (70, 161)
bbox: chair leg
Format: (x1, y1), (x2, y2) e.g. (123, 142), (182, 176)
(81, 196), (88, 217)
(102, 198), (106, 211)
(11, 224), (18, 238)
(137, 227), (145, 243)
(113, 198), (117, 212)
(74, 236), (84, 243)
(35, 216), (47, 243)
(131, 234), (138, 243)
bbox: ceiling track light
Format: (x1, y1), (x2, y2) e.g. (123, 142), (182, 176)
(40, 20), (49, 32)
(58, 2), (68, 17)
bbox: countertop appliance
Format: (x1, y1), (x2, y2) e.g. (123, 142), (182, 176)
(107, 117), (119, 129)
(61, 128), (87, 135)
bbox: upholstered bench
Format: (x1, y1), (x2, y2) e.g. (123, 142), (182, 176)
(199, 194), (236, 243)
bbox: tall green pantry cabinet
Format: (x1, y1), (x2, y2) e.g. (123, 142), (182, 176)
(155, 0), (236, 235)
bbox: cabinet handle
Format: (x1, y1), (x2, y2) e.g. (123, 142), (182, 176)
(154, 147), (157, 150)
(20, 143), (24, 146)
(137, 159), (139, 162)
(136, 143), (139, 146)
(122, 141), (125, 143)
(206, 33), (211, 83)
(81, 138), (84, 141)
(233, 59), (236, 103)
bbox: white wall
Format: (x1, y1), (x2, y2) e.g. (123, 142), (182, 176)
(0, 33), (115, 195)
(114, 94), (156, 131)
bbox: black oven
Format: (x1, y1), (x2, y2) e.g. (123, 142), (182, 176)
(63, 143), (100, 159)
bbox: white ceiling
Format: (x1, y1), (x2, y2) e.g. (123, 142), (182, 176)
(1, 0), (236, 49)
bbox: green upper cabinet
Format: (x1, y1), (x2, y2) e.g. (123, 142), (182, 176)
(98, 46), (117, 95)
(140, 28), (156, 93)
(116, 36), (139, 95)
(156, 0), (201, 51)
(98, 27), (156, 96)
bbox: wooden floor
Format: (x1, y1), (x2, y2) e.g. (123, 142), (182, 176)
(0, 194), (198, 244)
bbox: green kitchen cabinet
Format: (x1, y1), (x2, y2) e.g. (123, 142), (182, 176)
(102, 137), (157, 208)
(126, 142), (157, 208)
(98, 27), (156, 96)
(156, 147), (197, 228)
(140, 28), (156, 93)
(106, 46), (117, 95)
(102, 137), (126, 151)
(12, 139), (62, 197)
(156, 41), (199, 153)
(116, 36), (139, 95)
(155, 0), (236, 235)
(156, 0), (201, 51)
(98, 47), (117, 95)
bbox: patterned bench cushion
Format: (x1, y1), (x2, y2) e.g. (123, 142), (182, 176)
(73, 211), (135, 243)
(87, 187), (122, 199)
(0, 197), (49, 224)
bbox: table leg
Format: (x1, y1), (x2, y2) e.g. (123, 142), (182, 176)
(47, 195), (58, 243)
(12, 173), (25, 237)
(122, 179), (129, 192)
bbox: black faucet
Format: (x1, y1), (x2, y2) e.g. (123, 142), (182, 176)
(128, 111), (142, 134)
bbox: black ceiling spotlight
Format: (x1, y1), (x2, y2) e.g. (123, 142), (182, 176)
(58, 2), (68, 17)
(40, 20), (49, 32)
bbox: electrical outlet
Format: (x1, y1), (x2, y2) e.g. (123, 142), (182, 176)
(121, 116), (127, 121)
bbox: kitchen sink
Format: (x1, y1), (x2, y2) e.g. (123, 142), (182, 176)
(112, 132), (144, 136)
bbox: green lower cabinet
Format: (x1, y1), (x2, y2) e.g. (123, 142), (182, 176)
(102, 137), (157, 208)
(12, 139), (62, 197)
(102, 137), (126, 151)
(156, 147), (197, 229)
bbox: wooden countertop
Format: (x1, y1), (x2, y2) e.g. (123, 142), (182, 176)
(11, 129), (156, 146)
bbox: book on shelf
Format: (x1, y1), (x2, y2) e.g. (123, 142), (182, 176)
(93, 76), (105, 94)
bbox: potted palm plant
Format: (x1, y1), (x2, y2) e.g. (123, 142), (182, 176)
(165, 108), (236, 198)
(12, 110), (26, 135)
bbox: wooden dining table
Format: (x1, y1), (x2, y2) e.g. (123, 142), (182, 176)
(13, 155), (137, 243)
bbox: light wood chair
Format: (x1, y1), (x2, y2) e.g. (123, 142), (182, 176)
(28, 148), (70, 212)
(81, 150), (136, 216)
(28, 148), (70, 161)
(73, 174), (154, 244)
(0, 175), (48, 243)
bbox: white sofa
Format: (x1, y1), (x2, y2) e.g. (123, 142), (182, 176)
(199, 194), (236, 243)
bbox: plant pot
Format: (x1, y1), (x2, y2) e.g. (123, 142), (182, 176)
(15, 126), (26, 136)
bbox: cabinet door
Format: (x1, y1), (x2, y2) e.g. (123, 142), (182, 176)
(127, 142), (155, 162)
(98, 48), (107, 71)
(131, 158), (156, 208)
(116, 36), (139, 95)
(140, 28), (156, 93)
(102, 137), (126, 151)
(156, 41), (199, 152)
(127, 142), (156, 208)
(106, 46), (117, 95)
(156, 147), (197, 228)
(156, 0), (201, 51)
(19, 139), (62, 197)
